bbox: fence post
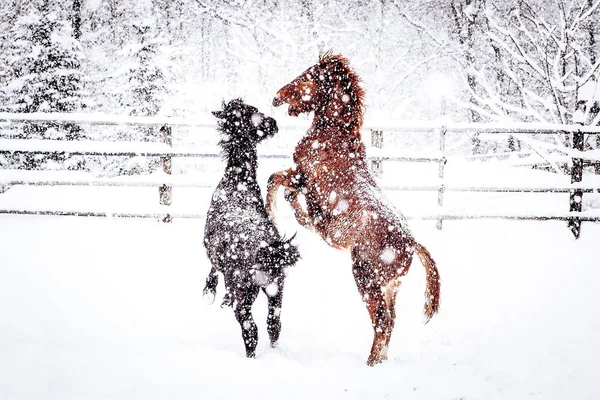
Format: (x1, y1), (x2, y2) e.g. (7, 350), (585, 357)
(568, 119), (584, 238)
(593, 100), (600, 175)
(437, 126), (447, 230)
(159, 125), (172, 223)
(371, 129), (383, 177)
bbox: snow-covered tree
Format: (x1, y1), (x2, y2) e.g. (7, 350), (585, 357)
(3, 0), (599, 173)
(1, 0), (86, 169)
(6, 3), (84, 127)
(392, 0), (599, 156)
(126, 21), (168, 119)
(475, 1), (600, 126)
(98, 15), (173, 176)
(456, 0), (600, 160)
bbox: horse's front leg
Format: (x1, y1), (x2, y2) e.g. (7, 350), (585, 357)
(202, 265), (219, 305)
(267, 169), (313, 229)
(284, 188), (316, 229)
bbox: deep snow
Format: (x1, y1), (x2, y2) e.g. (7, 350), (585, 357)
(1, 169), (600, 399)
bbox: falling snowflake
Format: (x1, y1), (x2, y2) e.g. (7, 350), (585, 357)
(380, 248), (396, 264)
(266, 283), (279, 296)
(251, 113), (263, 127)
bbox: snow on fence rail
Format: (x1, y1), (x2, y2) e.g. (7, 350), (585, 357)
(4, 208), (600, 222)
(3, 111), (600, 134)
(2, 112), (600, 237)
(2, 177), (600, 193)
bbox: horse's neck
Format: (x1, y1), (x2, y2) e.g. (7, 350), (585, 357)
(299, 123), (366, 167)
(310, 114), (363, 144)
(224, 147), (258, 182)
(313, 103), (362, 134)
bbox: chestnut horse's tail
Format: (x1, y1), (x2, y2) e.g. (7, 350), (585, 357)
(413, 242), (440, 323)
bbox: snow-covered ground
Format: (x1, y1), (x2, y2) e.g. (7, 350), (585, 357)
(1, 160), (600, 399)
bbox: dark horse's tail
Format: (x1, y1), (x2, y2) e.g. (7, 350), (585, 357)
(203, 236), (299, 306)
(256, 234), (300, 270)
(414, 242), (441, 323)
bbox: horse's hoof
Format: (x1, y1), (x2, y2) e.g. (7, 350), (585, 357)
(366, 356), (383, 367)
(202, 289), (216, 305)
(270, 340), (279, 348)
(220, 293), (233, 308)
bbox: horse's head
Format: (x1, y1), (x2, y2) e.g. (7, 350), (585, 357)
(272, 52), (364, 123)
(212, 99), (278, 147)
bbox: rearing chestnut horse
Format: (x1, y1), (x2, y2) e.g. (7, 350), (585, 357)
(267, 53), (440, 366)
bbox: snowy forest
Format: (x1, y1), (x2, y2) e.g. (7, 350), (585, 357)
(1, 0), (599, 172)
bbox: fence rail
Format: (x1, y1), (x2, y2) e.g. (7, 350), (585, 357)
(2, 112), (600, 237)
(2, 178), (600, 194)
(0, 139), (440, 162)
(3, 208), (600, 222)
(3, 111), (600, 134)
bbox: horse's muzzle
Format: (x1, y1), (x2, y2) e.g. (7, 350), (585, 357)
(265, 117), (278, 135)
(272, 95), (284, 107)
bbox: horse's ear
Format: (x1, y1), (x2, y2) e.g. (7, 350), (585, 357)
(319, 49), (333, 64)
(212, 111), (225, 119)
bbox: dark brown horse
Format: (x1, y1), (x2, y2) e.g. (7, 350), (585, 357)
(266, 53), (440, 366)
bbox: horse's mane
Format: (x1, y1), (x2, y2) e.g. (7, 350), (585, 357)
(318, 52), (365, 126)
(214, 98), (258, 164)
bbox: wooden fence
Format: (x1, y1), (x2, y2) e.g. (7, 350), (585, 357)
(2, 112), (600, 238)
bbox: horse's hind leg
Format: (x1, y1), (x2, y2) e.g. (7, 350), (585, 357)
(202, 266), (219, 305)
(383, 280), (401, 351)
(352, 258), (394, 366)
(381, 257), (413, 350)
(234, 285), (260, 358)
(263, 280), (284, 347)
(365, 289), (394, 366)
